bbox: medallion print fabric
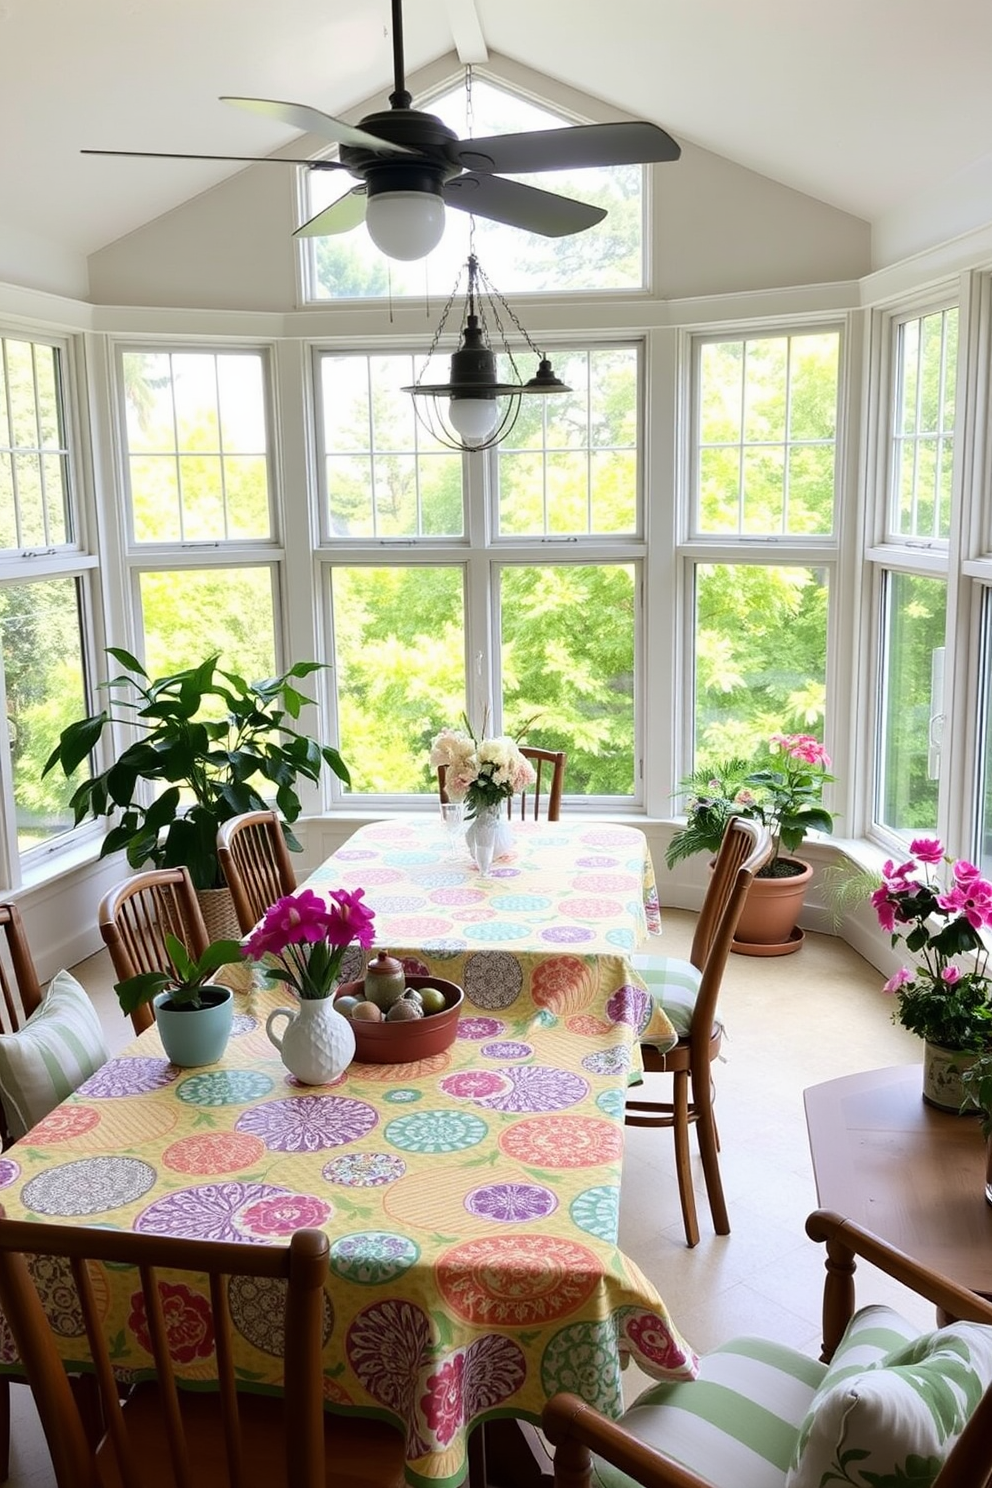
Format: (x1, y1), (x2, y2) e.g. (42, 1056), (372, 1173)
(0, 818), (689, 1488)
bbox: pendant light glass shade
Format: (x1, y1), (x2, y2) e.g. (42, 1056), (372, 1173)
(447, 397), (500, 445)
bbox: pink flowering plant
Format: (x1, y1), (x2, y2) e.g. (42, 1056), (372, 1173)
(871, 837), (992, 1051)
(245, 887), (376, 999)
(666, 732), (834, 876)
(429, 716), (536, 819)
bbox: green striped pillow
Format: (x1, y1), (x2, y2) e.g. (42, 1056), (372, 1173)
(594, 1336), (826, 1488)
(630, 953), (703, 1042)
(0, 969), (110, 1141)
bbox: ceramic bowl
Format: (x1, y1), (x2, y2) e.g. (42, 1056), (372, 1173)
(334, 975), (464, 1064)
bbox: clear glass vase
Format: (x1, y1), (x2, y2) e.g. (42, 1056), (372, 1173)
(464, 803), (512, 873)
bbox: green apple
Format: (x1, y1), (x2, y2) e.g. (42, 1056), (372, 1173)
(419, 986), (447, 1015)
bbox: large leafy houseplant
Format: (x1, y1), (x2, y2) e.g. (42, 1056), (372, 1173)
(665, 733), (834, 877)
(43, 649), (350, 891)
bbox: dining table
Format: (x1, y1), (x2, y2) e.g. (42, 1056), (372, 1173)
(0, 815), (691, 1488)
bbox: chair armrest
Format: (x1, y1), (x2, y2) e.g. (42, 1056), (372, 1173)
(806, 1208), (992, 1361)
(542, 1393), (713, 1488)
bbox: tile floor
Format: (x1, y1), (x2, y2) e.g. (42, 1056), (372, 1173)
(5, 918), (933, 1484)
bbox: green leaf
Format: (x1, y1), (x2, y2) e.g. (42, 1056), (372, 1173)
(106, 646), (147, 677)
(44, 713), (109, 777)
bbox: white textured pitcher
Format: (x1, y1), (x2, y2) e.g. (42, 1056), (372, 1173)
(266, 996), (356, 1085)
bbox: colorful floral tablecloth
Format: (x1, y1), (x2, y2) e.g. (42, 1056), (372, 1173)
(0, 818), (690, 1488)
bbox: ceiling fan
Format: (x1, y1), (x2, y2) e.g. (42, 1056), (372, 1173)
(83, 0), (680, 262)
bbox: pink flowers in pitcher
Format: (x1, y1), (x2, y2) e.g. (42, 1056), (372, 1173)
(245, 887), (376, 1000)
(870, 839), (992, 1050)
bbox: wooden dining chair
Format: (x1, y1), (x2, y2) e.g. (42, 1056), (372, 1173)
(437, 748), (567, 822)
(543, 1207), (992, 1488)
(217, 809), (298, 936)
(0, 901), (44, 1479)
(99, 867), (211, 1034)
(0, 1216), (407, 1488)
(625, 815), (772, 1246)
(515, 747), (566, 821)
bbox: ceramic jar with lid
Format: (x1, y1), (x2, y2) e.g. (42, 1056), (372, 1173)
(364, 951), (407, 1011)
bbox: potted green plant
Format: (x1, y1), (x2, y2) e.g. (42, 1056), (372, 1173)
(665, 733), (834, 953)
(114, 933), (247, 1067)
(870, 837), (992, 1110)
(43, 649), (350, 901)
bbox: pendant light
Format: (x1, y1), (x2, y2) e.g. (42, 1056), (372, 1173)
(403, 253), (569, 451)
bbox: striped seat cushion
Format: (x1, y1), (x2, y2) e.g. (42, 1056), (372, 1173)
(630, 953), (704, 1044)
(592, 1308), (926, 1488)
(593, 1337), (826, 1488)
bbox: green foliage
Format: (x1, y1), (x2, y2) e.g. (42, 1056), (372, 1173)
(960, 1053), (992, 1138)
(42, 650), (350, 889)
(113, 932), (245, 1016)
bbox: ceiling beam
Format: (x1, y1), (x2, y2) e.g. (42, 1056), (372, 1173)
(445, 0), (488, 64)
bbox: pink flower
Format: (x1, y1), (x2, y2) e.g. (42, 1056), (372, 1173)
(882, 967), (912, 994)
(909, 837), (944, 865)
(941, 966), (962, 985)
(954, 859), (983, 885)
(871, 885), (897, 933)
(245, 887), (376, 999)
(769, 732), (831, 768)
(937, 882), (992, 930)
(325, 888), (376, 948)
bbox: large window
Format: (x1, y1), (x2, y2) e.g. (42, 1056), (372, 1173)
(687, 329), (840, 769)
(119, 349), (280, 681)
(877, 570), (945, 835)
(304, 74), (646, 302)
(870, 304), (958, 844)
(0, 333), (95, 875)
(316, 345), (643, 801)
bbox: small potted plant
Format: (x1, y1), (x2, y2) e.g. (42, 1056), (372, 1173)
(43, 649), (351, 928)
(871, 837), (992, 1109)
(665, 733), (834, 952)
(114, 933), (247, 1067)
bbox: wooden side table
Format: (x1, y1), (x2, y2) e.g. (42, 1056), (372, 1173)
(804, 1064), (992, 1297)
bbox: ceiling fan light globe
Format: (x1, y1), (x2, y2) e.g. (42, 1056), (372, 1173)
(447, 396), (499, 445)
(365, 191), (446, 260)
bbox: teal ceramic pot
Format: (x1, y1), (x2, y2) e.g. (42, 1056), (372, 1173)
(153, 985), (234, 1067)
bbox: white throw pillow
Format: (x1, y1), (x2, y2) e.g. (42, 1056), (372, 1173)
(0, 969), (110, 1141)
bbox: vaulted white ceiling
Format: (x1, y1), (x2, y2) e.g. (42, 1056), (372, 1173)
(3, 0), (992, 268)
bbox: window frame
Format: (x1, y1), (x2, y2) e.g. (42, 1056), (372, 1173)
(312, 338), (648, 809)
(0, 327), (105, 887)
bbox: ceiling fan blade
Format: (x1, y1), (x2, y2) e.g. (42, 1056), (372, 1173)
(80, 148), (349, 170)
(443, 174), (606, 237)
(221, 97), (415, 155)
(294, 186), (368, 239)
(455, 121), (681, 175)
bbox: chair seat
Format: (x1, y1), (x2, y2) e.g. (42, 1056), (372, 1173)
(630, 954), (702, 1043)
(594, 1337), (824, 1488)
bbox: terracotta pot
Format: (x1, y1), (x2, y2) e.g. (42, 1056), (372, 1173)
(922, 1041), (982, 1112)
(731, 858), (812, 956)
